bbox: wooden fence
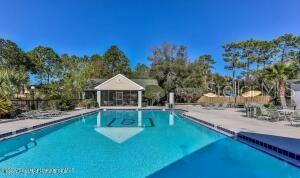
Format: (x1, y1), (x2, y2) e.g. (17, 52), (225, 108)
(197, 96), (271, 105)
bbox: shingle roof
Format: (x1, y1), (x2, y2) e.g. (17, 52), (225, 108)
(84, 78), (158, 91)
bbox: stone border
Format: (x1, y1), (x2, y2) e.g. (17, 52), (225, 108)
(182, 113), (300, 168)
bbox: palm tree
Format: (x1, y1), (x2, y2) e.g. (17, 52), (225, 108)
(0, 67), (27, 115)
(0, 98), (11, 115)
(0, 67), (28, 98)
(265, 63), (294, 107)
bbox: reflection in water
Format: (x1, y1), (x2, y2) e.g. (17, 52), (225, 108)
(94, 111), (178, 144)
(95, 111), (145, 144)
(100, 111), (154, 127)
(94, 127), (144, 144)
(138, 111), (142, 127)
(97, 112), (101, 127)
(169, 111), (174, 126)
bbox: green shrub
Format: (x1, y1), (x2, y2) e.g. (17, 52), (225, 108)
(145, 85), (165, 105)
(82, 99), (93, 106)
(0, 98), (11, 116)
(78, 99), (94, 108)
(57, 99), (75, 111)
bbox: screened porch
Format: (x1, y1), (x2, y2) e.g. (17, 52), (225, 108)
(100, 90), (139, 106)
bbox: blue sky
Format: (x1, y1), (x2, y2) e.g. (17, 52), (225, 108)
(0, 0), (299, 75)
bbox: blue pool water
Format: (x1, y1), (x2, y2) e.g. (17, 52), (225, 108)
(0, 110), (299, 178)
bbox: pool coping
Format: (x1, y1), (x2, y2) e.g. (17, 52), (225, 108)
(181, 113), (300, 168)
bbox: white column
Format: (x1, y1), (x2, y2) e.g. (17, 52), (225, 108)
(169, 111), (174, 126)
(97, 90), (101, 107)
(138, 110), (142, 127)
(169, 92), (174, 108)
(138, 90), (142, 108)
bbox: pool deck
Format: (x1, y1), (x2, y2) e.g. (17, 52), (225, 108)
(176, 105), (300, 166)
(0, 108), (99, 141)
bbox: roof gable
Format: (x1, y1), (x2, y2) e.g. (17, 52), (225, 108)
(94, 74), (145, 90)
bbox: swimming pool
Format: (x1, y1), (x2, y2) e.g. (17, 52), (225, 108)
(0, 110), (299, 177)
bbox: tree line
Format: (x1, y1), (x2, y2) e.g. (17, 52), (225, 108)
(0, 39), (220, 102)
(0, 33), (299, 111)
(223, 33), (299, 106)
